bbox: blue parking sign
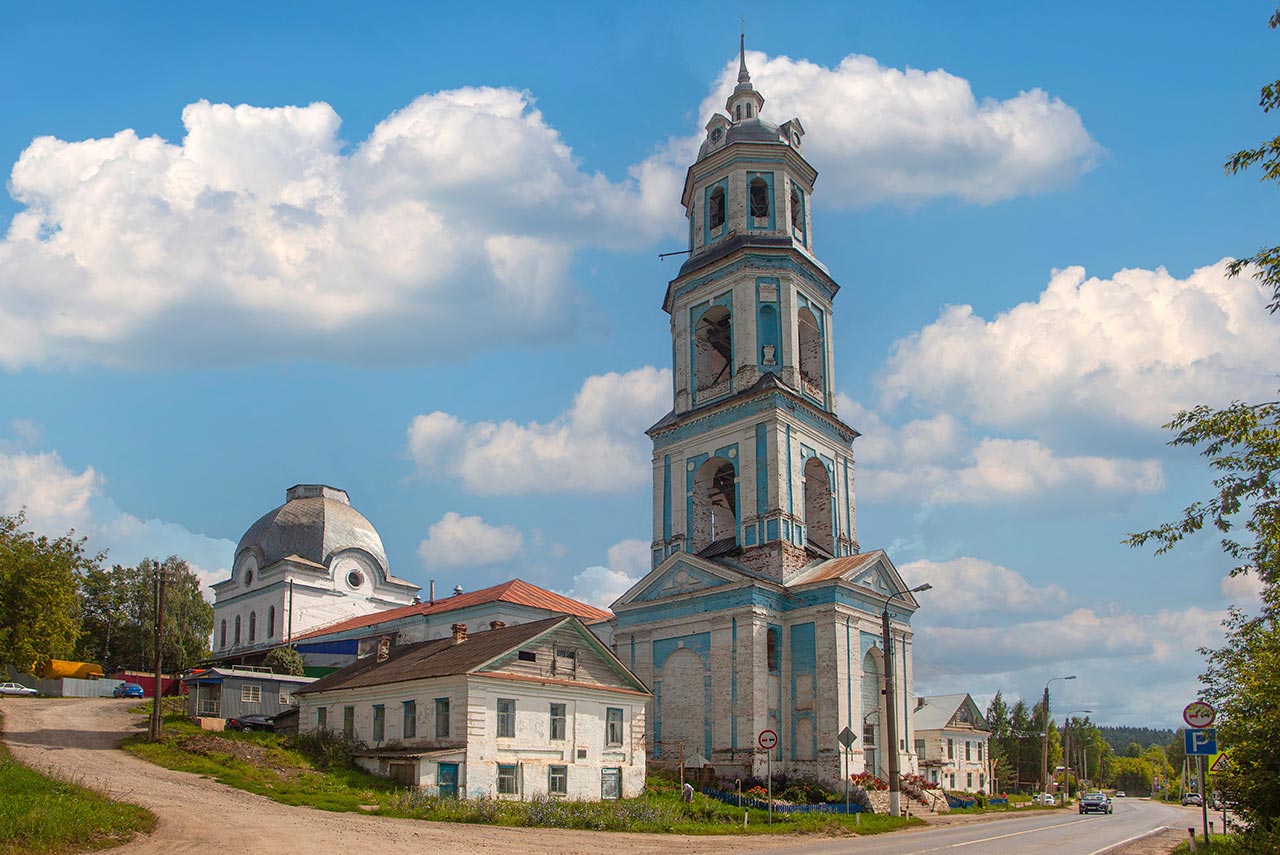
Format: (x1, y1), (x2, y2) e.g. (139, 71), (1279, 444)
(1186, 728), (1217, 755)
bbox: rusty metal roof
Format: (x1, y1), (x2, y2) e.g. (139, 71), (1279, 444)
(786, 550), (885, 586)
(291, 578), (611, 641)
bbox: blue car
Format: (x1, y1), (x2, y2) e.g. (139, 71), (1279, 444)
(113, 682), (145, 698)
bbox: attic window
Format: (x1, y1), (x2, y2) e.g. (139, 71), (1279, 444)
(346, 570), (364, 588)
(518, 650), (537, 662)
(710, 127), (723, 143)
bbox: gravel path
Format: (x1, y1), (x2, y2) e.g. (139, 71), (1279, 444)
(1, 697), (789, 855)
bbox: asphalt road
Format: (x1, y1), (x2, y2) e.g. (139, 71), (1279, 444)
(746, 798), (1187, 855)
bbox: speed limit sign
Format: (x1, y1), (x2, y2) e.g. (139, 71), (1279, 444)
(758, 729), (778, 750)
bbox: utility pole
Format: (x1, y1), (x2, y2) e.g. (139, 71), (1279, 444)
(1040, 675), (1076, 796)
(149, 560), (167, 741)
(881, 582), (932, 817)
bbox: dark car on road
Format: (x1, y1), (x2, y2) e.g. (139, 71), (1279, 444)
(1079, 792), (1113, 814)
(225, 714), (275, 732)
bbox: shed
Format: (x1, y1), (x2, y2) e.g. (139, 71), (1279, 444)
(183, 667), (315, 721)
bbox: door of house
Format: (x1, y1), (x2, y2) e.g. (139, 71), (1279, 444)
(438, 762), (458, 798)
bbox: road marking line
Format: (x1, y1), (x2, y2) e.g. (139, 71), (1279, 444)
(914, 818), (1086, 852)
(1084, 825), (1171, 855)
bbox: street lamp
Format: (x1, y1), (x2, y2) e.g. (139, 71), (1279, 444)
(1061, 709), (1092, 801)
(882, 582), (931, 818)
(1041, 675), (1076, 797)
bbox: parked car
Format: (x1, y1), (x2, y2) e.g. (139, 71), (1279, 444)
(1182, 793), (1203, 806)
(225, 714), (275, 732)
(1115, 791), (1126, 798)
(0, 681), (38, 697)
(1034, 792), (1056, 805)
(112, 683), (145, 698)
(1079, 792), (1113, 814)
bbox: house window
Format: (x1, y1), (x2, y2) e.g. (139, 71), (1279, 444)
(550, 703), (566, 741)
(749, 177), (770, 220)
(317, 707), (327, 730)
(219, 620), (227, 648)
(967, 772), (973, 788)
(343, 706), (354, 739)
(708, 186), (725, 231)
(978, 742), (984, 761)
(518, 650), (537, 662)
(249, 611), (256, 643)
(267, 606), (275, 638)
(234, 615), (241, 645)
(979, 774), (985, 789)
(965, 741), (972, 761)
(497, 698), (516, 738)
(553, 648), (577, 676)
(549, 764), (568, 796)
(279, 689), (292, 705)
(601, 767), (621, 800)
(241, 684), (261, 704)
(947, 738), (954, 760)
(497, 764), (517, 795)
(403, 700), (416, 739)
(863, 723), (875, 745)
(435, 698), (450, 738)
(914, 738), (925, 757)
(372, 705), (385, 742)
(606, 708), (624, 746)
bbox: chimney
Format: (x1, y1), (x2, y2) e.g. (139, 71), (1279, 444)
(489, 620), (506, 630)
(429, 580), (435, 605)
(451, 623), (468, 645)
(915, 697), (926, 711)
(453, 585), (464, 596)
(412, 595), (421, 605)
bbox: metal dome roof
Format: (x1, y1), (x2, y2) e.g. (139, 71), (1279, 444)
(235, 485), (389, 574)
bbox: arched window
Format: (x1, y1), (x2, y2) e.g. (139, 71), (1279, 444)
(803, 456), (834, 556)
(798, 306), (823, 399)
(749, 177), (770, 220)
(861, 647), (883, 777)
(735, 104), (742, 120)
(234, 615), (241, 645)
(219, 619), (227, 649)
(694, 305), (732, 395)
(791, 185), (804, 232)
(249, 611), (256, 643)
(745, 103), (753, 118)
(691, 457), (737, 552)
(708, 185), (726, 231)
(267, 605), (276, 638)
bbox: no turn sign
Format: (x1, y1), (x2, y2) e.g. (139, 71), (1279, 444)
(1183, 701), (1215, 729)
(758, 729), (778, 750)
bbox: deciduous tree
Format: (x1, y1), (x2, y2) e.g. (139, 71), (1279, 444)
(0, 511), (92, 672)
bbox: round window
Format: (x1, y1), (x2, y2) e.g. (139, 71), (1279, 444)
(346, 570), (364, 589)
(711, 127), (723, 142)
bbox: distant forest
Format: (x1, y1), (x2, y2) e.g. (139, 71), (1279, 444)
(1097, 726), (1177, 754)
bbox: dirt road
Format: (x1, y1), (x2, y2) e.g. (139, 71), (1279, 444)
(1, 697), (783, 855)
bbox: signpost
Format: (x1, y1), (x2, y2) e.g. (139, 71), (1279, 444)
(838, 726), (858, 815)
(1183, 701), (1217, 847)
(758, 729), (778, 825)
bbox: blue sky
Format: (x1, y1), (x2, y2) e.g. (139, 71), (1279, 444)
(2, 2), (1276, 726)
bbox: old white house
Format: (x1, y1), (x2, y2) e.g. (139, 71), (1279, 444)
(294, 616), (650, 801)
(913, 694), (991, 792)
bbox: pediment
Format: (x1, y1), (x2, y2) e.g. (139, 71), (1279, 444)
(613, 553), (743, 609)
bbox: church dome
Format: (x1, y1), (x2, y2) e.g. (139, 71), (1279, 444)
(235, 484), (389, 575)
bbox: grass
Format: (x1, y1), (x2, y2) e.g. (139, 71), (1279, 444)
(124, 714), (921, 835)
(0, 712), (155, 854)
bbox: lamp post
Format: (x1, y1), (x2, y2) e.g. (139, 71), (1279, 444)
(1041, 675), (1076, 797)
(882, 582), (931, 817)
(1060, 709), (1092, 802)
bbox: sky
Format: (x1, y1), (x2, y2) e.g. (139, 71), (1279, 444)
(1, 1), (1276, 727)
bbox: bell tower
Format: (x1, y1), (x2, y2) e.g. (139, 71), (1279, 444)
(648, 37), (860, 583)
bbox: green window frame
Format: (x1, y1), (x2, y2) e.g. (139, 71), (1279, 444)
(606, 707), (623, 746)
(342, 706), (354, 739)
(550, 703), (566, 741)
(549, 764), (568, 796)
(435, 698), (450, 738)
(403, 700), (416, 739)
(497, 698), (516, 738)
(372, 704), (385, 742)
(497, 763), (517, 795)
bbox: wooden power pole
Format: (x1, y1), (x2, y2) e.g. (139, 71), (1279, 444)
(149, 560), (166, 741)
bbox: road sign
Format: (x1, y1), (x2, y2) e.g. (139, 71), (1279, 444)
(758, 729), (778, 750)
(1183, 701), (1215, 728)
(837, 726), (857, 749)
(1210, 751), (1231, 773)
(1186, 728), (1217, 756)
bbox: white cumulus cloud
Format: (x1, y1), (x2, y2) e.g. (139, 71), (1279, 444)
(417, 511), (525, 568)
(698, 50), (1100, 206)
(559, 538), (650, 609)
(0, 90), (679, 369)
(901, 556), (1070, 618)
(406, 366), (670, 495)
(880, 260), (1280, 434)
(0, 442), (233, 598)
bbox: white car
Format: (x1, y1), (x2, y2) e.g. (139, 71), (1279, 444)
(0, 681), (38, 696)
(1034, 793), (1056, 805)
